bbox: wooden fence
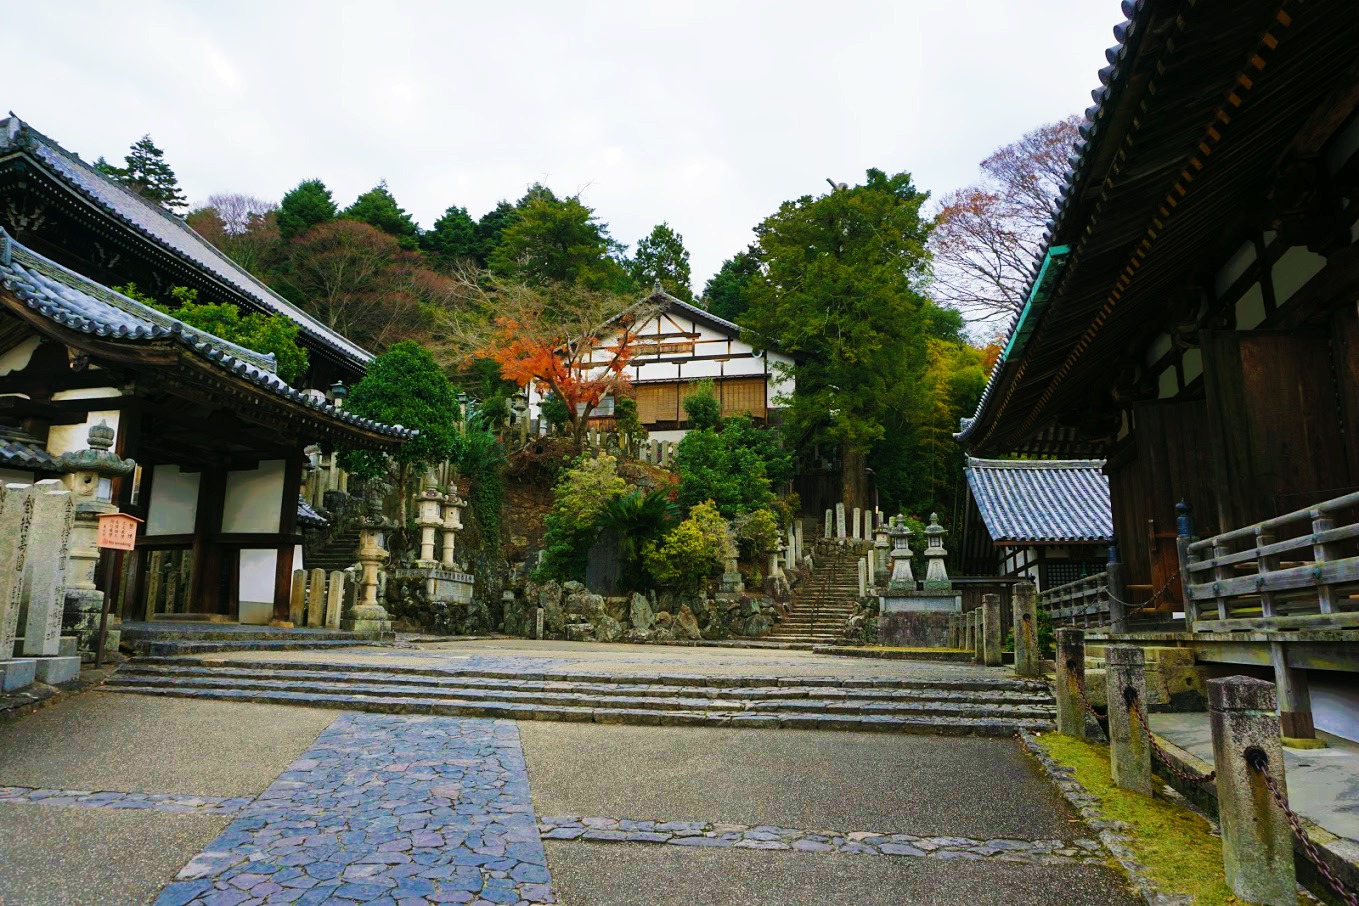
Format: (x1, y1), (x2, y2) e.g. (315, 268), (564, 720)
(1038, 571), (1113, 628)
(1179, 490), (1359, 632)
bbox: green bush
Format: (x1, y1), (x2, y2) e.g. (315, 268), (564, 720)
(536, 452), (627, 581)
(643, 500), (730, 593)
(674, 415), (791, 518)
(596, 489), (677, 590)
(614, 396), (647, 451)
(682, 381), (721, 430)
(734, 508), (780, 562)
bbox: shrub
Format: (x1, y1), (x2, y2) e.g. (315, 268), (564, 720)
(614, 396), (647, 452)
(536, 452), (627, 581)
(643, 500), (730, 593)
(734, 508), (780, 561)
(674, 414), (791, 518)
(682, 381), (721, 430)
(596, 489), (678, 590)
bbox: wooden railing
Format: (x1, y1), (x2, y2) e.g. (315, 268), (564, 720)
(1178, 491), (1359, 633)
(1038, 572), (1113, 628)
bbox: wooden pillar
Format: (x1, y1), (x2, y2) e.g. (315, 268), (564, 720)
(1269, 642), (1318, 745)
(188, 468), (227, 615)
(272, 452), (303, 622)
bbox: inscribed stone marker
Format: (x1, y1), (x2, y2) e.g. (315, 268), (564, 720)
(22, 482), (75, 657)
(0, 484), (35, 660)
(307, 568), (326, 628)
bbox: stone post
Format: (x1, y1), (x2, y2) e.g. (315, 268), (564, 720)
(0, 484), (35, 688)
(1107, 645), (1151, 794)
(535, 607), (545, 640)
(21, 482), (76, 665)
(56, 422), (135, 660)
(961, 609), (972, 652)
(852, 507), (862, 542)
(947, 613), (959, 649)
(972, 609), (984, 663)
(981, 594), (1002, 666)
(872, 520), (890, 588)
(306, 568), (326, 628)
(824, 509), (832, 539)
(1055, 628), (1087, 738)
(793, 521), (804, 564)
(1209, 677), (1296, 905)
(857, 558), (868, 598)
(922, 513), (951, 591)
(289, 570), (306, 626)
(786, 525), (796, 570)
(343, 519), (393, 633)
(720, 554), (744, 598)
(835, 503), (846, 542)
(325, 571), (345, 629)
(1012, 581), (1040, 677)
(886, 516), (915, 592)
(415, 474), (442, 567)
(441, 492), (464, 570)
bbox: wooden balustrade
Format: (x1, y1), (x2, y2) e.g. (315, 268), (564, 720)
(1038, 571), (1113, 628)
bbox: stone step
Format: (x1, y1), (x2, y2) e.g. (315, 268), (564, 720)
(100, 684), (1053, 736)
(134, 639), (381, 657)
(127, 656), (1052, 694)
(105, 673), (1055, 720)
(120, 626), (378, 643)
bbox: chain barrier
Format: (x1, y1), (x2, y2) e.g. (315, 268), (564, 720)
(1126, 692), (1217, 785)
(1247, 750), (1359, 906)
(1107, 570), (1181, 620)
(1065, 659), (1106, 724)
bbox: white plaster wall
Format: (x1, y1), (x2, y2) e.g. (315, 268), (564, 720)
(52, 388), (122, 401)
(1213, 241), (1255, 298)
(0, 336), (40, 376)
(47, 408), (121, 456)
(146, 465), (200, 536)
(0, 468), (33, 485)
(221, 460), (285, 535)
(1272, 247), (1327, 306)
(237, 548), (278, 625)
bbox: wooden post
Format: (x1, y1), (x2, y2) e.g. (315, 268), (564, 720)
(1175, 500), (1199, 629)
(1269, 642), (1318, 745)
(1310, 509), (1338, 614)
(1106, 541), (1128, 633)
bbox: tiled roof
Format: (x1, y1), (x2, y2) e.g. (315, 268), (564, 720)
(0, 427), (62, 474)
(0, 116), (372, 366)
(0, 230), (415, 441)
(965, 458), (1112, 544)
(297, 496), (328, 528)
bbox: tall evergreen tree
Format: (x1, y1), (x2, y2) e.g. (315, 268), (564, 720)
(742, 169), (935, 511)
(277, 179), (338, 241)
(343, 181), (420, 249)
(488, 188), (631, 291)
(420, 205), (479, 271)
(702, 249), (760, 323)
(631, 222), (693, 301)
(96, 134), (188, 212)
(474, 201), (518, 266)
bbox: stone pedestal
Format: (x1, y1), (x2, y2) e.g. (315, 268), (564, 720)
(981, 594), (1002, 666)
(1055, 628), (1087, 738)
(1209, 677), (1296, 905)
(1107, 645), (1151, 794)
(0, 658), (36, 692)
(1012, 582), (1040, 677)
(878, 591), (960, 648)
(32, 655), (81, 685)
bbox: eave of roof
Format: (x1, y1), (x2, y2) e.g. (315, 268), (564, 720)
(964, 457), (1113, 544)
(0, 115), (373, 368)
(0, 229), (415, 445)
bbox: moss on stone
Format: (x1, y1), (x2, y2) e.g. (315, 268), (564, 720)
(1036, 732), (1258, 906)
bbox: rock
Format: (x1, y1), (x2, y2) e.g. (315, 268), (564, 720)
(538, 581), (565, 637)
(656, 591), (676, 614)
(623, 628), (651, 644)
(675, 604), (702, 641)
(742, 613), (774, 637)
(594, 614), (624, 643)
(651, 627), (675, 643)
(654, 611), (673, 628)
(566, 622), (594, 641)
(629, 593), (655, 631)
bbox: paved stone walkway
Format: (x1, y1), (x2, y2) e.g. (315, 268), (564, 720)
(155, 714), (554, 906)
(0, 786), (252, 815)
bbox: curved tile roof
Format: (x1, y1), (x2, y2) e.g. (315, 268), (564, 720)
(0, 230), (414, 441)
(0, 115), (372, 366)
(965, 457), (1112, 544)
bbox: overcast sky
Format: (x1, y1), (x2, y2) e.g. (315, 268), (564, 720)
(6, 0), (1119, 289)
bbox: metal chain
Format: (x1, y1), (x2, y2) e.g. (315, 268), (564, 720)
(1065, 660), (1106, 722)
(1107, 569), (1181, 618)
(1248, 752), (1359, 906)
(1127, 695), (1217, 785)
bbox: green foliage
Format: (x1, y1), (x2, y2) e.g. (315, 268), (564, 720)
(733, 508), (780, 560)
(597, 490), (678, 590)
(673, 414), (791, 518)
(539, 392), (572, 433)
(343, 181), (420, 249)
(341, 341), (460, 476)
(474, 201), (518, 266)
(453, 415), (507, 560)
(630, 222), (693, 301)
(421, 205), (479, 271)
(702, 249), (760, 324)
(643, 500), (730, 593)
(116, 284), (309, 383)
(96, 134), (187, 212)
(682, 381), (721, 431)
(278, 179), (337, 241)
(536, 452), (628, 581)
(613, 396), (647, 450)
(489, 186), (632, 291)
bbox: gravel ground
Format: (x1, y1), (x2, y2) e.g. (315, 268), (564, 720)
(544, 840), (1141, 906)
(0, 801), (228, 906)
(520, 723), (1078, 839)
(0, 693), (339, 797)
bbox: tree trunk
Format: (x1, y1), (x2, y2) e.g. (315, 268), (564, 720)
(842, 444), (869, 512)
(571, 414), (588, 454)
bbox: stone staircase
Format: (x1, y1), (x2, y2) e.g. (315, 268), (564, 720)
(765, 545), (865, 644)
(119, 623), (387, 657)
(305, 530), (360, 573)
(102, 657), (1056, 736)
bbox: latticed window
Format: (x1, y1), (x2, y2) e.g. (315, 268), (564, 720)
(719, 378), (767, 418)
(1041, 559), (1104, 589)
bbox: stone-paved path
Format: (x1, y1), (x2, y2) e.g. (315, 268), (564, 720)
(155, 714), (554, 906)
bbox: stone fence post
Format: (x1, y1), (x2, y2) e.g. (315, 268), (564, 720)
(1209, 677), (1296, 905)
(1106, 645), (1150, 793)
(981, 594), (1002, 666)
(1012, 582), (1040, 677)
(972, 609), (984, 664)
(1055, 628), (1087, 738)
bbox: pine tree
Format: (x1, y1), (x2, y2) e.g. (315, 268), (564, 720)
(343, 181), (420, 249)
(420, 205), (479, 271)
(702, 249), (760, 322)
(278, 179), (338, 241)
(99, 135), (188, 212)
(631, 222), (693, 301)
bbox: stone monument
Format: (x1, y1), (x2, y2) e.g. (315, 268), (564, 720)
(877, 512), (961, 648)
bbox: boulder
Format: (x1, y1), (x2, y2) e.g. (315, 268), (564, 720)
(566, 622), (595, 641)
(594, 614), (624, 643)
(651, 627), (675, 643)
(623, 628), (652, 644)
(675, 604), (702, 641)
(629, 593), (655, 631)
(538, 580), (565, 636)
(654, 611), (673, 628)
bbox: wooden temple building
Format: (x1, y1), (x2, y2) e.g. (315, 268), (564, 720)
(0, 115), (410, 631)
(956, 0), (1359, 743)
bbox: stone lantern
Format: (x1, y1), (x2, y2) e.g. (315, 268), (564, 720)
(344, 513), (394, 633)
(769, 538), (785, 580)
(886, 515), (916, 593)
(873, 518), (891, 588)
(922, 512), (952, 591)
(441, 489), (464, 570)
(414, 473), (444, 568)
(56, 422), (134, 659)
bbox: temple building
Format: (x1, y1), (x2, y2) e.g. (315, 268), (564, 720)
(0, 115), (410, 632)
(956, 0), (1359, 742)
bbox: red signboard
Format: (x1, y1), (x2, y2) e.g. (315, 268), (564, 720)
(97, 513), (143, 550)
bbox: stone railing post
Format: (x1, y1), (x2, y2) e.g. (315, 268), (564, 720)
(947, 613), (959, 649)
(1209, 677), (1296, 905)
(325, 571), (345, 629)
(306, 568), (326, 628)
(289, 569), (306, 626)
(982, 593), (1002, 666)
(1107, 645), (1151, 793)
(972, 608), (984, 664)
(1012, 582), (1040, 677)
(1055, 628), (1087, 738)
